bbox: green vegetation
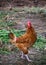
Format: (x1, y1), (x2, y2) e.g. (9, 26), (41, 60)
(13, 6), (46, 14)
(0, 29), (25, 43)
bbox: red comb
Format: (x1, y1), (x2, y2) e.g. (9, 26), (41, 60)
(27, 21), (32, 26)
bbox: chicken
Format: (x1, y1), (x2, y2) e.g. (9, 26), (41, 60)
(8, 21), (37, 62)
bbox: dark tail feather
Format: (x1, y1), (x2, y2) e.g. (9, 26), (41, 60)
(8, 32), (14, 39)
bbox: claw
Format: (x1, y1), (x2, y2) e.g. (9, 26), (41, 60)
(20, 52), (32, 62)
(21, 55), (25, 59)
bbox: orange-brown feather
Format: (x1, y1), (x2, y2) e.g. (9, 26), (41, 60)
(8, 21), (37, 54)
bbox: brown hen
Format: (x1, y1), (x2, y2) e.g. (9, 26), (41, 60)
(8, 21), (37, 62)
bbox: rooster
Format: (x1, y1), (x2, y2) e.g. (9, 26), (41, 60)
(8, 21), (37, 62)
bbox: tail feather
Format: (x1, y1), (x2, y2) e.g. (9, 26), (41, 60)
(8, 32), (15, 39)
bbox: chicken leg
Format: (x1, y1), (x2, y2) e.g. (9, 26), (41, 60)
(25, 54), (32, 62)
(21, 51), (25, 59)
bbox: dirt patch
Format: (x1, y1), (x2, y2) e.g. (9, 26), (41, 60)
(0, 48), (46, 65)
(0, 0), (46, 7)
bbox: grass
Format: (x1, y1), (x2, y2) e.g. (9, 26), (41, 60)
(13, 6), (46, 14)
(0, 29), (25, 54)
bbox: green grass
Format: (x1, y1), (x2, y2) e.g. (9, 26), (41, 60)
(13, 6), (46, 14)
(33, 35), (46, 50)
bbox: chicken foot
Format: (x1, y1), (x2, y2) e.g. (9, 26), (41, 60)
(21, 51), (25, 59)
(25, 54), (32, 62)
(21, 52), (32, 62)
(17, 43), (32, 62)
(20, 51), (32, 62)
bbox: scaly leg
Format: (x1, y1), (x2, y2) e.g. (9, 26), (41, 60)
(24, 54), (32, 62)
(21, 51), (25, 59)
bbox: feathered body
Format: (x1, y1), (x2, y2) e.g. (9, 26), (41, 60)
(9, 21), (37, 54)
(8, 21), (37, 61)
